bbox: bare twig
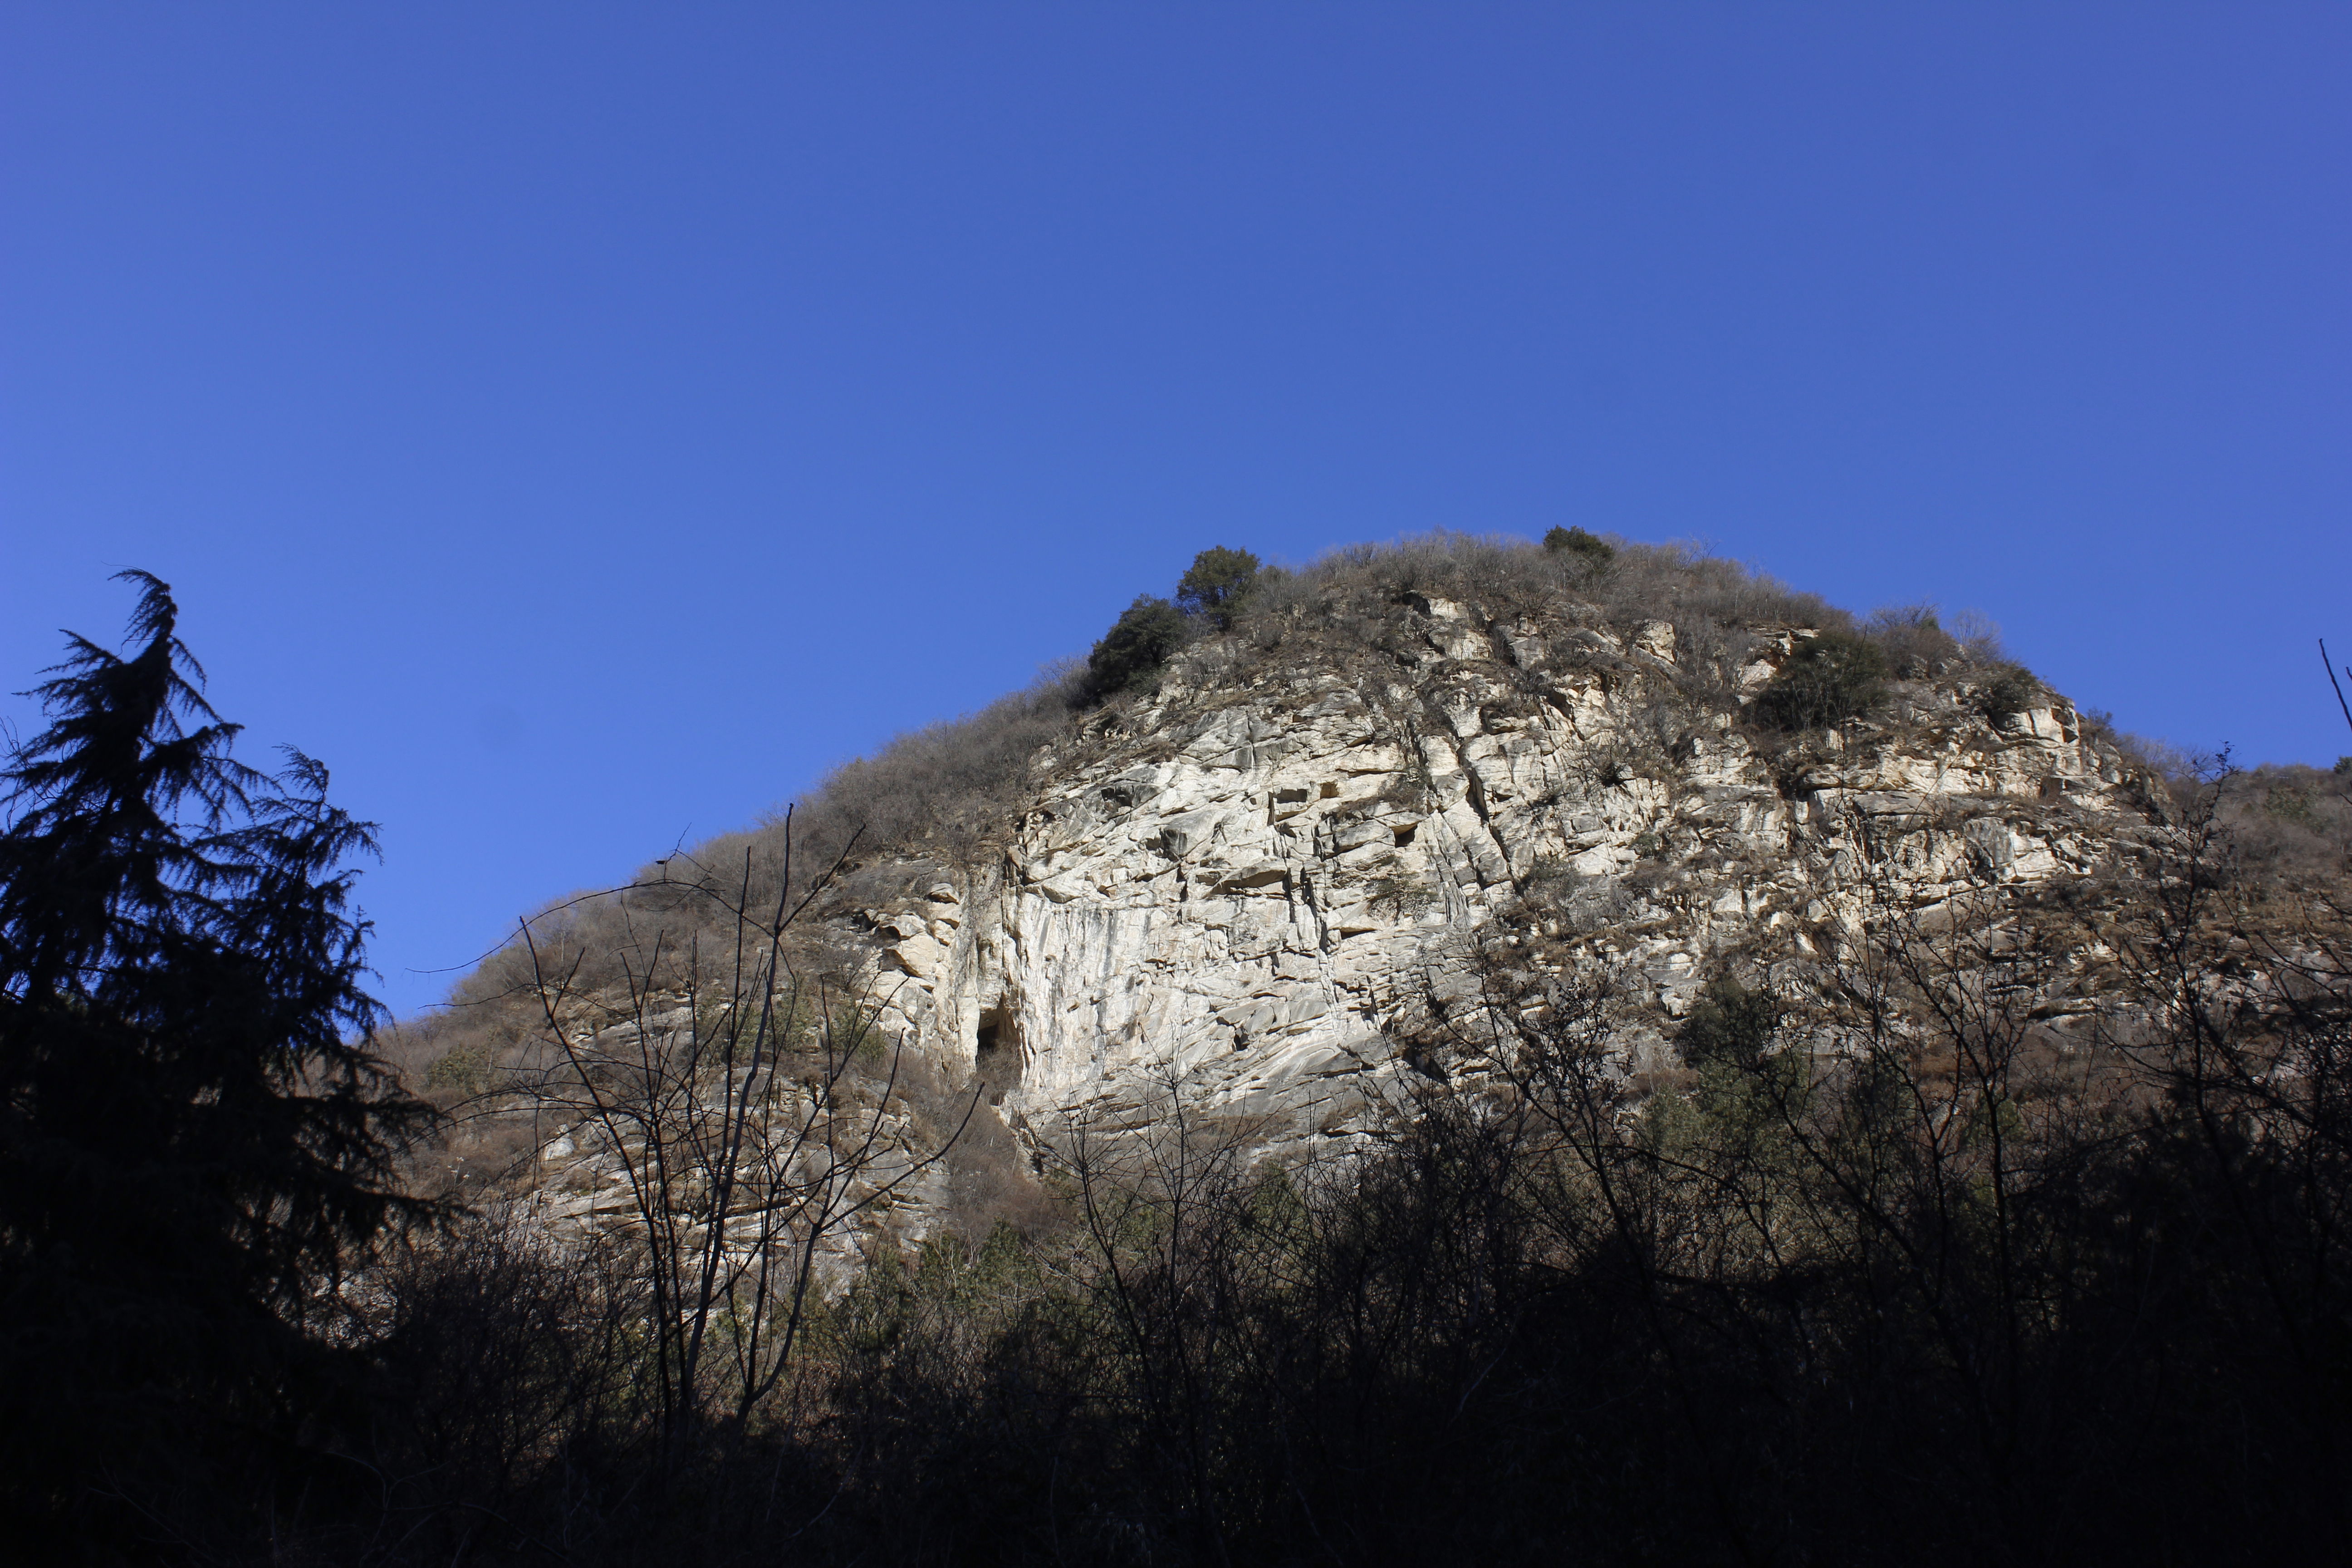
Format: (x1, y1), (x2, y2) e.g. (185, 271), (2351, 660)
(2325, 638), (2352, 740)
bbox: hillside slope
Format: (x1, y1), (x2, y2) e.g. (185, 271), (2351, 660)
(860, 588), (2146, 1164)
(408, 534), (2183, 1241)
(346, 534), (2352, 1566)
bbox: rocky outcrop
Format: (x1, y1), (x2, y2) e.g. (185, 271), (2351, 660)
(846, 594), (2150, 1164)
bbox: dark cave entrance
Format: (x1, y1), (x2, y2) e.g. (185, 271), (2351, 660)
(975, 1004), (1021, 1105)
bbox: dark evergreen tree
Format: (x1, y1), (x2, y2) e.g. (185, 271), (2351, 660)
(1752, 628), (1889, 731)
(1542, 525), (1616, 570)
(0, 573), (438, 1549)
(1676, 977), (1780, 1069)
(1174, 545), (1261, 629)
(1079, 594), (1189, 705)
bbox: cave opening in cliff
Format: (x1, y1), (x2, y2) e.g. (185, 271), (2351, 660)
(975, 1005), (1021, 1105)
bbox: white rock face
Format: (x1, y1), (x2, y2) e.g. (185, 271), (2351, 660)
(849, 604), (2147, 1158)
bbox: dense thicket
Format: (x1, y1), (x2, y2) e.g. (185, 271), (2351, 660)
(1751, 627), (1889, 729)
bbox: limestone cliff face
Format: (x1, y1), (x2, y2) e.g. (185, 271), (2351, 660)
(848, 593), (2148, 1156)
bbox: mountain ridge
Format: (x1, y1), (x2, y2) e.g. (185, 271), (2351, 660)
(395, 531), (2187, 1240)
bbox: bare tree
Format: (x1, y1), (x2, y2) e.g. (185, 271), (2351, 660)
(519, 809), (976, 1446)
(1051, 1066), (1265, 1559)
(2107, 764), (2352, 1435)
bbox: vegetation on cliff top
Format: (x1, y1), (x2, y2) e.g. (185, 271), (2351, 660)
(411, 529), (2126, 1120)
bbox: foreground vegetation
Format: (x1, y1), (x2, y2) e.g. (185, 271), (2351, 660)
(6, 555), (2350, 1565)
(350, 780), (2352, 1568)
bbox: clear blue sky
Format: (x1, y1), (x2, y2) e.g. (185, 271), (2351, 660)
(5, 5), (2347, 1016)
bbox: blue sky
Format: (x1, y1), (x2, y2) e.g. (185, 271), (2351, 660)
(5, 5), (2347, 1016)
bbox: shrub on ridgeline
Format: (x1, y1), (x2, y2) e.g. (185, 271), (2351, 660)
(1079, 594), (1189, 705)
(1174, 546), (1262, 630)
(1752, 628), (1888, 731)
(1862, 603), (1962, 676)
(1975, 661), (2045, 722)
(1543, 525), (1616, 571)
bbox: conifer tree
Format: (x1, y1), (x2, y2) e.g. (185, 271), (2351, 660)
(1174, 545), (1262, 629)
(1079, 593), (1188, 704)
(0, 572), (436, 1543)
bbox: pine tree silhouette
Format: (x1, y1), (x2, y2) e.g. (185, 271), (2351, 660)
(0, 572), (440, 1547)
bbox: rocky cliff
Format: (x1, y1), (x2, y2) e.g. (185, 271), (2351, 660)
(842, 588), (2149, 1171)
(370, 537), (2352, 1568)
(434, 539), (2169, 1250)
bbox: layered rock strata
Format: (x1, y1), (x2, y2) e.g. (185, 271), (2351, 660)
(848, 595), (2148, 1158)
